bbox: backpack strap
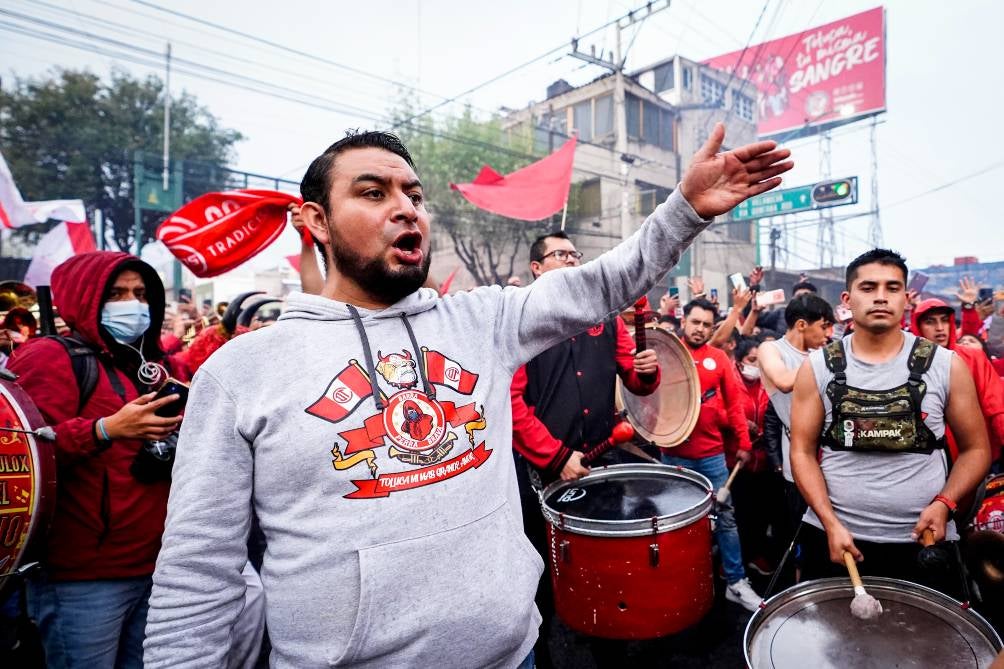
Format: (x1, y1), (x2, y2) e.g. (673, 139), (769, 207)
(908, 337), (937, 382)
(46, 335), (127, 411)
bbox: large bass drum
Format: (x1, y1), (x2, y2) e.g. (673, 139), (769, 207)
(0, 377), (55, 599)
(745, 577), (1003, 668)
(616, 326), (700, 448)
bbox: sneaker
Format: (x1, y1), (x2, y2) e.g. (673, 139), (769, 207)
(747, 556), (775, 576)
(726, 577), (762, 612)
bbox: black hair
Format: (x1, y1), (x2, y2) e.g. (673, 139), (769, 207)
(683, 298), (717, 318)
(792, 281), (817, 294)
(735, 335), (759, 362)
(845, 248), (908, 288)
(658, 314), (679, 326)
(530, 230), (571, 263)
(784, 293), (835, 328)
(300, 130), (415, 214)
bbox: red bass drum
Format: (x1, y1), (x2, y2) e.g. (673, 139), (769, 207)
(540, 463), (714, 639)
(0, 377), (56, 599)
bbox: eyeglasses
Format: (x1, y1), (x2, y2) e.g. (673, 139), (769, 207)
(540, 249), (583, 262)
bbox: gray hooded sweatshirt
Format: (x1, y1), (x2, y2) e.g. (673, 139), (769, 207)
(143, 189), (710, 668)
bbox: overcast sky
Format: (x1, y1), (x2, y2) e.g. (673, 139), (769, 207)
(1, 0), (1000, 273)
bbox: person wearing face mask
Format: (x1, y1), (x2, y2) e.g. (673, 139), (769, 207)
(7, 251), (188, 668)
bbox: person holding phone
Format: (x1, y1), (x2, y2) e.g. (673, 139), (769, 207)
(7, 252), (190, 668)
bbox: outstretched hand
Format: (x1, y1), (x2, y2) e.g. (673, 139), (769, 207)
(680, 122), (794, 219)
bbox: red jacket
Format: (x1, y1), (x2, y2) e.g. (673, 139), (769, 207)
(511, 317), (659, 475)
(669, 343), (751, 460)
(723, 368), (769, 470)
(9, 252), (182, 581)
(910, 298), (1004, 463)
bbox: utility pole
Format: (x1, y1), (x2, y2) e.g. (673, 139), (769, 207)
(163, 43), (171, 191)
(569, 0), (671, 240)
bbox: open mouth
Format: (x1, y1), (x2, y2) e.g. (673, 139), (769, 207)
(391, 232), (423, 264)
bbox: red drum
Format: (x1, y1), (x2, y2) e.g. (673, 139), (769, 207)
(0, 377), (55, 599)
(540, 463), (714, 639)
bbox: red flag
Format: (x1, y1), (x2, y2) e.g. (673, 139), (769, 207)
(449, 137), (577, 221)
(156, 189), (301, 278)
(305, 362), (376, 424)
(424, 350), (478, 394)
(24, 222), (97, 288)
(437, 266), (460, 296)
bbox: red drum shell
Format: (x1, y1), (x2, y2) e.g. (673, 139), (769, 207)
(541, 464), (714, 639)
(0, 377), (56, 599)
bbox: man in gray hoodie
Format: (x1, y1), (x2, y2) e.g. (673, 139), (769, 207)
(144, 125), (792, 668)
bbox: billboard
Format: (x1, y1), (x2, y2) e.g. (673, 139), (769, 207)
(704, 7), (886, 140)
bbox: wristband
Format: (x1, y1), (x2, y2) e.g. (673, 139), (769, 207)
(96, 417), (111, 441)
(961, 302), (975, 310)
(932, 494), (957, 519)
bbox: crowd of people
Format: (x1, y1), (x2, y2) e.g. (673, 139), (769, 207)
(0, 126), (1001, 669)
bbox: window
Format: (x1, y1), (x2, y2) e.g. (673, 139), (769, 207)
(700, 74), (726, 106)
(653, 63), (674, 93)
(683, 67), (693, 90)
(636, 180), (672, 216)
(728, 220), (752, 242)
(594, 95), (613, 136)
(535, 112), (567, 153)
(659, 109), (674, 150)
(573, 100), (592, 141)
(642, 101), (660, 146)
(574, 179), (602, 219)
(732, 90), (754, 122)
(626, 94), (641, 139)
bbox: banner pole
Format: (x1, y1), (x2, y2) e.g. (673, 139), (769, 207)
(559, 198), (569, 231)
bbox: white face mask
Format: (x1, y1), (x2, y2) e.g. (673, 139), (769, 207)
(741, 363), (760, 381)
(101, 300), (151, 343)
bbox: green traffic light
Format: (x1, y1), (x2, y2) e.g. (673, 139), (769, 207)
(835, 182), (849, 196)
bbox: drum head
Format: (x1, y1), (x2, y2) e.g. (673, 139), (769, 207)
(0, 379), (55, 599)
(541, 464), (712, 536)
(745, 577), (1002, 668)
(616, 326), (700, 447)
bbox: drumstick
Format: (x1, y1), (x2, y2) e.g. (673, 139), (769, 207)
(715, 461), (744, 504)
(917, 527), (950, 571)
(843, 551), (883, 620)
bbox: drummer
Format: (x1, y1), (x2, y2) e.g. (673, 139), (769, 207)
(661, 298), (763, 612)
(510, 229), (660, 667)
(789, 248), (990, 592)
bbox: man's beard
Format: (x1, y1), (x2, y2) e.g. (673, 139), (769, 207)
(329, 225), (432, 305)
(684, 333), (705, 349)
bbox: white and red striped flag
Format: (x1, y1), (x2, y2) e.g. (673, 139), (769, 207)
(23, 222), (97, 288)
(424, 350), (478, 394)
(0, 150), (85, 228)
(306, 362), (376, 424)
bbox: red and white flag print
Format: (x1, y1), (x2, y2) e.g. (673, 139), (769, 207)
(306, 362), (375, 423)
(24, 222), (97, 288)
(425, 350), (478, 394)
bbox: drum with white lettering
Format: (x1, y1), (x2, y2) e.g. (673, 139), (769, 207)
(745, 577), (1002, 668)
(540, 464), (714, 639)
(0, 378), (55, 599)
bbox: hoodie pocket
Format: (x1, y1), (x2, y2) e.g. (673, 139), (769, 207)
(331, 501), (544, 668)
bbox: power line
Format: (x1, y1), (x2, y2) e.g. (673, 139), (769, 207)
(883, 161), (1004, 209)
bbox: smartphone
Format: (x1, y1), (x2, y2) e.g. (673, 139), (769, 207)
(153, 378), (190, 418)
(978, 287), (994, 303)
(756, 288), (786, 308)
(710, 288), (719, 301)
(729, 272), (747, 291)
(907, 271), (929, 294)
(668, 286), (679, 298)
(834, 304), (852, 322)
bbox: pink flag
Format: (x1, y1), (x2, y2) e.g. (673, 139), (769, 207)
(449, 137), (577, 221)
(24, 222), (97, 287)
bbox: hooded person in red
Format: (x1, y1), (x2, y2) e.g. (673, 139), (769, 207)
(911, 298), (1004, 465)
(8, 251), (186, 668)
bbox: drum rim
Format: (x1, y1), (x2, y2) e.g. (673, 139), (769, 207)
(539, 463), (713, 537)
(616, 326), (701, 448)
(743, 576), (1004, 668)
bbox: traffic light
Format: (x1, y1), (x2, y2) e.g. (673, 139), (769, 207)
(812, 178), (857, 205)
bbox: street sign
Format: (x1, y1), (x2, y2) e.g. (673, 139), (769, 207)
(137, 172), (183, 213)
(731, 177), (858, 221)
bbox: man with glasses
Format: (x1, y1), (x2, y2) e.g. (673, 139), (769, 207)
(510, 230), (660, 667)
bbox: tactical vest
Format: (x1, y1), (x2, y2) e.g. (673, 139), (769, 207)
(821, 337), (946, 455)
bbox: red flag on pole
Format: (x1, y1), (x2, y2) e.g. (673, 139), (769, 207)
(449, 137), (577, 221)
(156, 189), (301, 277)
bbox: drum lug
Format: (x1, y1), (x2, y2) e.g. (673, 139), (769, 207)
(559, 539), (571, 564)
(649, 543), (660, 567)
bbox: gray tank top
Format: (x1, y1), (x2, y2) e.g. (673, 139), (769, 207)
(803, 332), (956, 543)
(765, 337), (808, 482)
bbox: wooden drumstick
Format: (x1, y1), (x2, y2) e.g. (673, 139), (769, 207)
(921, 529), (936, 547)
(844, 551), (883, 620)
(715, 461), (744, 504)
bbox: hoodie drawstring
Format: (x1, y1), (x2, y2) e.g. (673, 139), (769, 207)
(400, 313), (435, 400)
(346, 305), (385, 411)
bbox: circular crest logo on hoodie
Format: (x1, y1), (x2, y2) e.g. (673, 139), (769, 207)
(382, 390), (446, 453)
